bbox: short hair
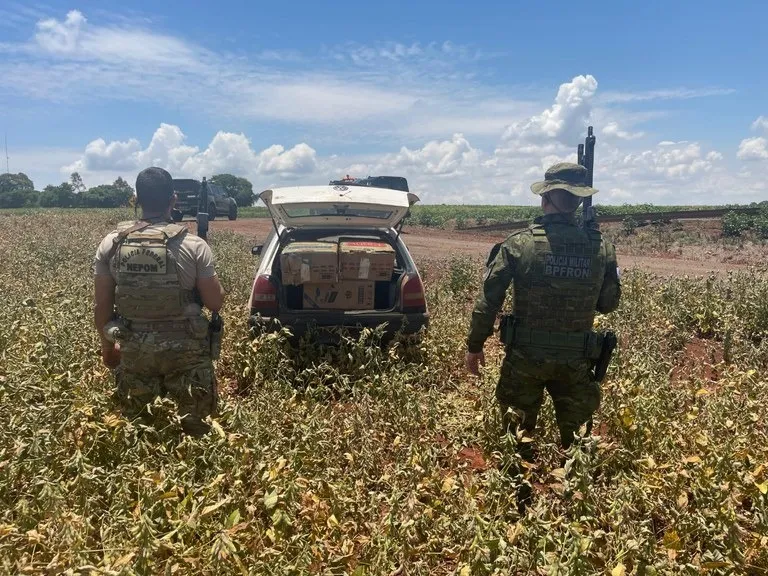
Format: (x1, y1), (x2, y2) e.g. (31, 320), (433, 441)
(545, 189), (582, 213)
(135, 167), (174, 212)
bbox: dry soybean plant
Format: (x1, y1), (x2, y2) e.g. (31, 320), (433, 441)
(0, 210), (767, 575)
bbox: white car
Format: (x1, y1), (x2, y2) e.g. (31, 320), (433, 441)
(247, 184), (429, 344)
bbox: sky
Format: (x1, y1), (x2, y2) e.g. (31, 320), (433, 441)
(0, 0), (767, 206)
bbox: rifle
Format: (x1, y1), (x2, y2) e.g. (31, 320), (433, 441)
(197, 176), (210, 241)
(196, 176), (223, 359)
(577, 126), (597, 230)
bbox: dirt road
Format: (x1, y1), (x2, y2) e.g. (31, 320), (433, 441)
(196, 218), (760, 277)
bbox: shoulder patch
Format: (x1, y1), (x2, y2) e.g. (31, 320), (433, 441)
(162, 223), (187, 238)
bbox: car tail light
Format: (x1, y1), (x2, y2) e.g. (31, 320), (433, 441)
(401, 273), (427, 313)
(250, 274), (278, 315)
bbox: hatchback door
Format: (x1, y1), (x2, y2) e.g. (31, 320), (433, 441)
(259, 185), (419, 231)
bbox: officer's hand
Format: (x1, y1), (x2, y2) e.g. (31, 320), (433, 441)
(102, 342), (121, 369)
(465, 351), (485, 376)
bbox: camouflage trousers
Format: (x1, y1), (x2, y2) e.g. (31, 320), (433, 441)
(496, 347), (600, 457)
(114, 326), (217, 436)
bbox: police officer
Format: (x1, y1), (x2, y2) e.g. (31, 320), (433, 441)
(465, 162), (621, 458)
(93, 167), (225, 435)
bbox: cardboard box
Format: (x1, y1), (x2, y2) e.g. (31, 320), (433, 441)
(302, 281), (374, 310)
(280, 242), (338, 285)
(339, 241), (395, 281)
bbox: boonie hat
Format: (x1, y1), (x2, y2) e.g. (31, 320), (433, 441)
(530, 162), (598, 197)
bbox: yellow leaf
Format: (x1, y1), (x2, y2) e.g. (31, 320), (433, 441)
(611, 564), (626, 576)
(506, 522), (524, 545)
(26, 529), (44, 543)
(344, 452), (354, 464)
(755, 481), (768, 495)
(677, 492), (688, 508)
(459, 566), (471, 576)
(327, 514), (339, 528)
(695, 388), (709, 397)
(620, 407), (634, 428)
(550, 468), (565, 480)
(393, 435), (401, 447)
(211, 420), (226, 438)
(683, 455), (701, 464)
(702, 561), (730, 570)
(102, 414), (122, 428)
(663, 529), (682, 550)
(112, 552), (135, 569)
(441, 476), (456, 494)
(201, 498), (231, 517)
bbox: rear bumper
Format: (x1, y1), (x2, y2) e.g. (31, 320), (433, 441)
(248, 310), (429, 343)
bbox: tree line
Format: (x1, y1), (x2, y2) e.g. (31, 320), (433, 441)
(0, 172), (256, 209)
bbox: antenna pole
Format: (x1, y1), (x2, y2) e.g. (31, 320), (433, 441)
(4, 133), (8, 174)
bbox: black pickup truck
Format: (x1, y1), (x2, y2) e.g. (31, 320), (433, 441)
(171, 178), (238, 222)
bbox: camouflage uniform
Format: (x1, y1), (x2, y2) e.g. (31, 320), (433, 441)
(94, 218), (218, 434)
(467, 164), (621, 453)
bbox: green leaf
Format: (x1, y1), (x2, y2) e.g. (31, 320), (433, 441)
(263, 489), (278, 510)
(226, 509), (241, 528)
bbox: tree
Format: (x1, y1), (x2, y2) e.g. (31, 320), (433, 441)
(210, 173), (254, 207)
(80, 178), (134, 208)
(0, 172), (37, 208)
(40, 182), (76, 208)
(70, 172), (86, 193)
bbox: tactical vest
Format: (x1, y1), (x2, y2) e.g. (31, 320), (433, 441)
(512, 223), (605, 332)
(110, 221), (196, 322)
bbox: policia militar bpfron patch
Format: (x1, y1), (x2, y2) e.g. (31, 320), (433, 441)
(543, 253), (593, 279)
(117, 244), (169, 275)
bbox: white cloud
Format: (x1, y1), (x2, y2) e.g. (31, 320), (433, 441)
(0, 9), (737, 147)
(602, 121), (644, 141)
(737, 137), (768, 161)
(501, 75), (598, 145)
(375, 133), (481, 176)
(0, 6), (754, 208)
(65, 124), (318, 182)
(73, 137), (142, 172)
(256, 143), (317, 175)
(599, 87), (736, 104)
(617, 141), (721, 180)
(34, 9), (86, 53)
(751, 116), (768, 133)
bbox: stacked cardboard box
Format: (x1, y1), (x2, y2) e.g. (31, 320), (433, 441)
(302, 282), (374, 310)
(339, 241), (396, 281)
(280, 242), (337, 285)
(279, 240), (395, 311)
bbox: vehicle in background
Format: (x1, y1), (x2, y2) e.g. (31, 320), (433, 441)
(247, 184), (428, 345)
(171, 178), (238, 222)
(329, 174), (410, 193)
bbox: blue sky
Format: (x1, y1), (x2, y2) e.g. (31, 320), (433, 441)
(1, 0), (767, 205)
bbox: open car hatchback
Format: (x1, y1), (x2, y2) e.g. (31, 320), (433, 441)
(247, 184), (429, 344)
